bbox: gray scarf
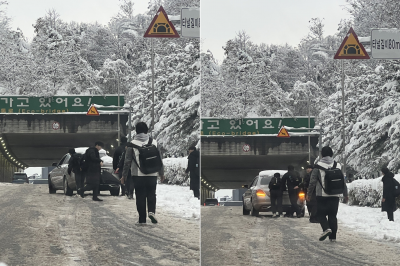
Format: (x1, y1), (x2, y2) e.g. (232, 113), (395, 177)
(319, 156), (334, 165)
(134, 133), (149, 142)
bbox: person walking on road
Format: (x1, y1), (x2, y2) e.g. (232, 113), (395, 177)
(68, 148), (84, 192)
(282, 165), (302, 218)
(307, 146), (348, 242)
(301, 165), (318, 223)
(269, 172), (283, 218)
(381, 166), (398, 222)
(113, 136), (128, 196)
(122, 122), (165, 225)
(78, 141), (104, 201)
(185, 146), (200, 199)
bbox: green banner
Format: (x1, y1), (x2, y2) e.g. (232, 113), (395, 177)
(0, 95), (124, 114)
(201, 117), (315, 135)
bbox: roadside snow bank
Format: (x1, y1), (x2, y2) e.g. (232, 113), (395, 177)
(338, 203), (400, 243)
(157, 184), (199, 220)
(163, 157), (189, 185)
(347, 175), (400, 207)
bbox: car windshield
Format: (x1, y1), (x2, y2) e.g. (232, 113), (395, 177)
(259, 175), (273, 185)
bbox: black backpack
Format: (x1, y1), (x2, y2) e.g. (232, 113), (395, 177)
(315, 161), (345, 195)
(131, 138), (163, 175)
(270, 177), (281, 189)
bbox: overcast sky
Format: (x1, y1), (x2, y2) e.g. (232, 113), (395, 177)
(201, 0), (352, 63)
(5, 0), (149, 41)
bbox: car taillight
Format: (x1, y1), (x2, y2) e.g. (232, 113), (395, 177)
(298, 191), (305, 200)
(256, 189), (266, 197)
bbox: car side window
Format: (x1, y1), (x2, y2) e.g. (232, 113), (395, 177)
(250, 176), (258, 187)
(58, 155), (67, 166)
(63, 154), (71, 165)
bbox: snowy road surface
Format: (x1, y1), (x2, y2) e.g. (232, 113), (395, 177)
(0, 183), (199, 266)
(201, 206), (400, 266)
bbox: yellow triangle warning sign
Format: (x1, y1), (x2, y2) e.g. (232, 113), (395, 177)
(86, 105), (99, 116)
(277, 127), (290, 138)
(334, 27), (370, 59)
(144, 6), (180, 38)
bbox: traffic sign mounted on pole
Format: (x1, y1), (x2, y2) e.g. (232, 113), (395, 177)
(371, 29), (400, 59)
(144, 6), (180, 38)
(86, 105), (99, 116)
(334, 27), (370, 59)
(277, 127), (290, 138)
(181, 8), (200, 38)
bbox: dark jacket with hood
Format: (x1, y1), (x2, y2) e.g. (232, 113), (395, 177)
(382, 172), (398, 213)
(68, 152), (82, 176)
(282, 170), (301, 192)
(85, 147), (102, 185)
(113, 142), (128, 170)
(186, 149), (200, 190)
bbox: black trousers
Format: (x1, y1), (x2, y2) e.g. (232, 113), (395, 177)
(316, 196), (339, 239)
(270, 190), (283, 215)
(75, 172), (84, 191)
(134, 176), (157, 223)
(387, 210), (394, 221)
(288, 190), (300, 216)
(82, 183), (99, 199)
(126, 175), (135, 196)
(307, 193), (318, 220)
(193, 188), (200, 198)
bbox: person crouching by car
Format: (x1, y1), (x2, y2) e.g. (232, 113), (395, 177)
(269, 173), (283, 218)
(381, 166), (398, 222)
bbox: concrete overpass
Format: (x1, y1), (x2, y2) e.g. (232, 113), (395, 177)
(0, 95), (127, 176)
(0, 113), (128, 167)
(201, 117), (319, 189)
(201, 135), (319, 189)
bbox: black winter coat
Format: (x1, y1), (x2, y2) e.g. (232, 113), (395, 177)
(186, 150), (200, 190)
(68, 153), (82, 175)
(85, 147), (102, 185)
(282, 170), (301, 193)
(382, 172), (398, 213)
(113, 143), (128, 170)
(268, 176), (282, 191)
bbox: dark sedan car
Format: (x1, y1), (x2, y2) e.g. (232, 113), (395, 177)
(203, 198), (219, 206)
(48, 148), (120, 196)
(12, 172), (29, 184)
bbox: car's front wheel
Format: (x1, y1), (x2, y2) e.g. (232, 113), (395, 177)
(48, 176), (56, 194)
(64, 178), (73, 196)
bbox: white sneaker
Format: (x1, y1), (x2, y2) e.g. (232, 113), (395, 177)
(319, 229), (332, 241)
(148, 212), (158, 224)
(330, 239), (336, 242)
(272, 213), (277, 218)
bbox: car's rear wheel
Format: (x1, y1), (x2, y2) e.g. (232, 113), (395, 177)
(251, 202), (259, 216)
(243, 203), (250, 215)
(48, 176), (56, 194)
(64, 178), (73, 196)
(110, 187), (120, 196)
